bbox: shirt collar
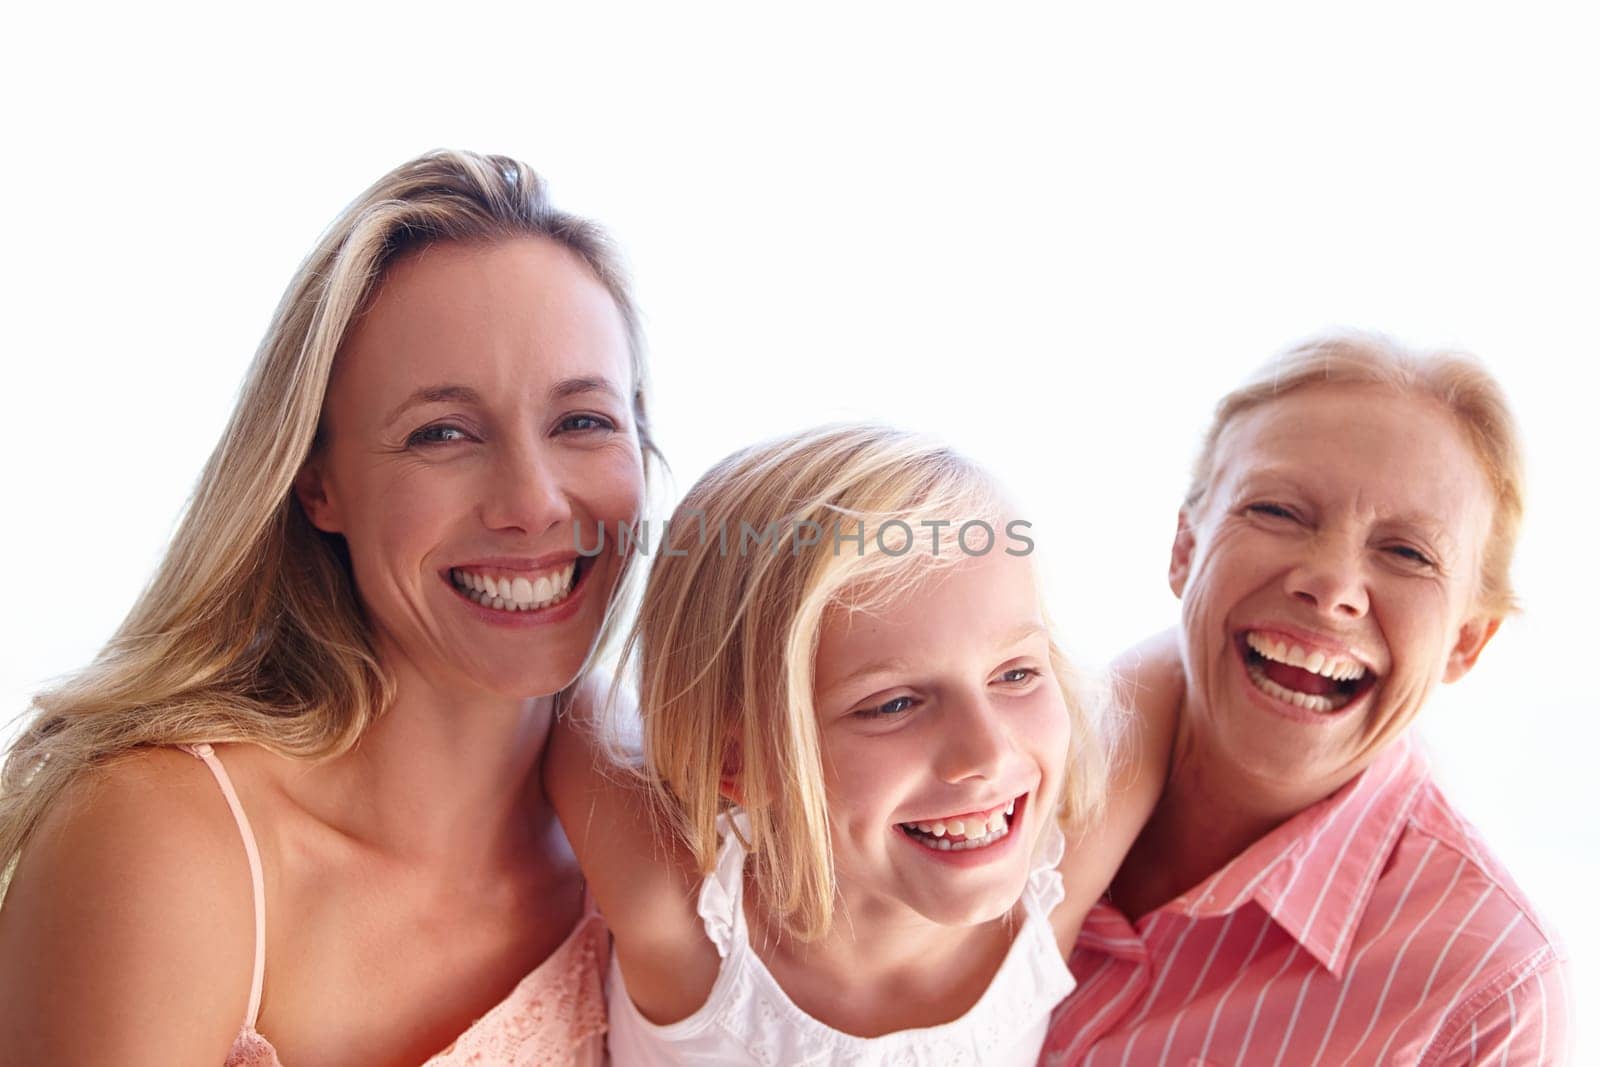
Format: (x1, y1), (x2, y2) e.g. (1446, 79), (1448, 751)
(1166, 734), (1430, 978)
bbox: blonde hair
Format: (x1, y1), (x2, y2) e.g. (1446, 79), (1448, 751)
(623, 424), (1108, 941)
(1184, 330), (1525, 616)
(1, 150), (658, 893)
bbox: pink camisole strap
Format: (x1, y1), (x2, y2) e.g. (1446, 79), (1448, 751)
(181, 743), (267, 1032)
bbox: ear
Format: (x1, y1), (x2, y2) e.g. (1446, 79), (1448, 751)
(293, 455), (344, 534)
(1443, 614), (1501, 683)
(1168, 509), (1196, 599)
(718, 738), (744, 806)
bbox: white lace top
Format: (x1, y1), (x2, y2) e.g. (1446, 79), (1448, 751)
(605, 813), (1076, 1066)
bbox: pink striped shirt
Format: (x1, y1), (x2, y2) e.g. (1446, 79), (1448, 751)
(1043, 736), (1570, 1066)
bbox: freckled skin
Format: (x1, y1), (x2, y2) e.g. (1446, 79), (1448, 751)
(1170, 384), (1499, 799)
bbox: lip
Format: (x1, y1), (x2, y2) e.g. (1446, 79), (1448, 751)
(895, 792), (1030, 869)
(899, 788), (1031, 827)
(441, 554), (595, 629)
(1232, 634), (1375, 725)
(441, 552), (582, 576)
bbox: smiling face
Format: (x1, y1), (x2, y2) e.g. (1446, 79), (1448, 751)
(811, 548), (1072, 929)
(294, 238), (646, 700)
(1170, 383), (1499, 794)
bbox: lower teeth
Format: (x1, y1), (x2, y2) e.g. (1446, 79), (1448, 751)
(906, 822), (1009, 851)
(1246, 663), (1348, 713)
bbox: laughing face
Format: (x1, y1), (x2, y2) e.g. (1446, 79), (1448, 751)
(1170, 383), (1499, 794)
(812, 548), (1072, 929)
(294, 238), (646, 699)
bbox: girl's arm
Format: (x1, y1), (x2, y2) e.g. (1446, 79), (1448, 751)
(1051, 627), (1184, 948)
(0, 749), (258, 1064)
(544, 674), (722, 1023)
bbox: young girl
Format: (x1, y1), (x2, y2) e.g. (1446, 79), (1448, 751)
(548, 425), (1170, 1064)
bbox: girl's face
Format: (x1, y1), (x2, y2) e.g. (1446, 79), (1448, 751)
(812, 547), (1073, 930)
(295, 238), (646, 701)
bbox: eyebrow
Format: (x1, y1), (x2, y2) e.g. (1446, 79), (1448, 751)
(383, 384), (483, 429)
(550, 375), (625, 403)
(382, 376), (625, 429)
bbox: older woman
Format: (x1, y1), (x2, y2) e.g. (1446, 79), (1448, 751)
(0, 151), (656, 1064)
(1044, 334), (1569, 1065)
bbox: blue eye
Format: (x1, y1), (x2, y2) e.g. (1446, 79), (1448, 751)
(407, 424), (471, 447)
(997, 667), (1041, 685)
(854, 695), (916, 720)
(557, 413), (616, 434)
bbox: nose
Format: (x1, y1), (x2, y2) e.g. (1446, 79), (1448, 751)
(932, 688), (1013, 786)
(1284, 535), (1369, 619)
(479, 439), (573, 537)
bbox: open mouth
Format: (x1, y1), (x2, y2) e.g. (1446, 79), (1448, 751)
(897, 794), (1024, 853)
(1238, 630), (1376, 714)
(448, 557), (586, 614)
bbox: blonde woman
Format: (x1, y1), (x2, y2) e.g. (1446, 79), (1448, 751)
(0, 151), (657, 1065)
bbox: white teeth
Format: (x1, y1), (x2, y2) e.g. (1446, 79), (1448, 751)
(903, 797), (1020, 846)
(1247, 663), (1343, 713)
(1245, 632), (1366, 682)
(451, 564), (578, 614)
(904, 819), (1010, 852)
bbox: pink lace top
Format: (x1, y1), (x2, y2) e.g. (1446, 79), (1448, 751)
(182, 744), (610, 1066)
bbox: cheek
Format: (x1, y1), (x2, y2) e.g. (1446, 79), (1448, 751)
(821, 733), (911, 827)
(574, 445), (646, 522)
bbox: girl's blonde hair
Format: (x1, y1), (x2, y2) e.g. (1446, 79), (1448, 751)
(1184, 330), (1525, 616)
(624, 424), (1107, 941)
(1, 150), (658, 894)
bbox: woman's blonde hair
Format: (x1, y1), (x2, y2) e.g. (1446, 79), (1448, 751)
(623, 424), (1108, 941)
(1, 150), (658, 893)
(1184, 330), (1526, 616)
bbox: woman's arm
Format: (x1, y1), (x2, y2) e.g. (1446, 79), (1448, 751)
(0, 749), (257, 1065)
(1052, 628), (1184, 948)
(543, 674), (721, 1023)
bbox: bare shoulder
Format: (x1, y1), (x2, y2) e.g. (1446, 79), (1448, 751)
(1049, 629), (1184, 954)
(0, 746), (257, 1063)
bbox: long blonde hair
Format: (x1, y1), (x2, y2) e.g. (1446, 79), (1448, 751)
(624, 425), (1108, 941)
(1, 150), (658, 893)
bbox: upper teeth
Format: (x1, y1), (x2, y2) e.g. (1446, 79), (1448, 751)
(1246, 632), (1365, 681)
(904, 797), (1015, 839)
(451, 563), (576, 611)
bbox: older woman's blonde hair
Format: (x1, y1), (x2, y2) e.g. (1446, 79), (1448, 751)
(1184, 330), (1525, 617)
(621, 424), (1109, 942)
(0, 150), (659, 895)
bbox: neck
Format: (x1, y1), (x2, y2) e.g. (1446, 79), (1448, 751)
(1110, 701), (1348, 920)
(746, 877), (1017, 1036)
(304, 653), (563, 875)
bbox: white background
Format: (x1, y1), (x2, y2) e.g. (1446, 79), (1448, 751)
(4, 2), (1596, 1054)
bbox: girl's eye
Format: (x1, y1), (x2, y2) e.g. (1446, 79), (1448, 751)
(854, 695), (916, 720)
(407, 424), (471, 447)
(995, 667), (1043, 687)
(557, 413), (616, 434)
